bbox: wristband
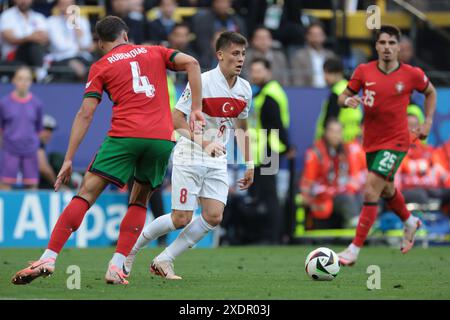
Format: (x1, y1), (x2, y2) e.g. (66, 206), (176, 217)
(245, 161), (255, 170)
(344, 97), (352, 106)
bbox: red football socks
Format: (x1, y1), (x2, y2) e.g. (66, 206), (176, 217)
(353, 203), (378, 247)
(115, 204), (147, 256)
(48, 196), (90, 253)
(386, 189), (411, 222)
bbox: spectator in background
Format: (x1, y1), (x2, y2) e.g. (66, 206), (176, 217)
(398, 110), (450, 205)
(191, 0), (246, 70)
(241, 26), (289, 86)
(177, 0), (211, 6)
(0, 66), (42, 189)
(433, 138), (450, 212)
(315, 57), (362, 143)
(46, 0), (93, 81)
(235, 0), (305, 48)
(109, 0), (148, 44)
(290, 21), (335, 87)
(399, 36), (421, 67)
(249, 57), (295, 244)
(167, 23), (195, 55)
(148, 0), (178, 44)
(38, 114), (58, 189)
(433, 138), (450, 176)
(166, 23), (197, 84)
(0, 0), (48, 80)
(300, 119), (362, 229)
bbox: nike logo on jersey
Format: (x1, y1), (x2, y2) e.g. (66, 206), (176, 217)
(85, 81), (92, 89)
(365, 82), (376, 86)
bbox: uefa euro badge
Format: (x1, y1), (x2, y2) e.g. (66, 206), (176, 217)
(395, 81), (404, 94)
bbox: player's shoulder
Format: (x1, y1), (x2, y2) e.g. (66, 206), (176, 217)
(88, 59), (105, 74)
(237, 76), (251, 92)
(200, 68), (225, 88)
(400, 62), (425, 75)
(201, 68), (215, 80)
(358, 60), (377, 71)
(0, 6), (17, 17)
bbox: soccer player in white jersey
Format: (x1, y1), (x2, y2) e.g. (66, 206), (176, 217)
(123, 31), (254, 279)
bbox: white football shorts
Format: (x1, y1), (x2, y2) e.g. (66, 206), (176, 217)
(171, 164), (229, 211)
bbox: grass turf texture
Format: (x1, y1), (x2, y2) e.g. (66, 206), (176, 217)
(0, 246), (449, 300)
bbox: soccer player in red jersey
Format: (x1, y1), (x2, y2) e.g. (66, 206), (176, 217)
(337, 25), (437, 266)
(11, 16), (205, 285)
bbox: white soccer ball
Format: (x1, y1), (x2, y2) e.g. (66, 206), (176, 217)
(305, 247), (340, 281)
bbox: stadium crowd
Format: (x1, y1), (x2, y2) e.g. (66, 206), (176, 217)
(0, 0), (449, 244)
(0, 0), (367, 83)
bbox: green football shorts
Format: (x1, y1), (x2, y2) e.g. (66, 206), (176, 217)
(88, 136), (174, 188)
(366, 149), (407, 182)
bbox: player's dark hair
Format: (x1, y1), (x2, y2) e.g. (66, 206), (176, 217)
(215, 31), (248, 52)
(376, 25), (401, 42)
(95, 15), (129, 42)
(250, 57), (271, 70)
(323, 57), (343, 73)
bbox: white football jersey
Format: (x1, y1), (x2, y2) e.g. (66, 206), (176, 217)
(173, 65), (252, 169)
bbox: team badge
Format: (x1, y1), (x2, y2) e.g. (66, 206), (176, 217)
(395, 81), (404, 94)
(180, 88), (191, 102)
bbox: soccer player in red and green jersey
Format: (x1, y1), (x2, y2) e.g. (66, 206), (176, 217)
(11, 16), (205, 285)
(337, 25), (437, 266)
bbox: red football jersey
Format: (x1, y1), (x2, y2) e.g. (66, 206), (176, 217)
(347, 61), (429, 152)
(84, 44), (178, 140)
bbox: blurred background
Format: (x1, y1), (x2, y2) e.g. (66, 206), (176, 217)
(0, 0), (449, 250)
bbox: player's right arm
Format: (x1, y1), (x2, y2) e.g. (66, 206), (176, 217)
(338, 88), (362, 109)
(173, 109), (225, 157)
(412, 68), (437, 140)
(171, 52), (205, 132)
(54, 97), (99, 191)
(338, 65), (364, 108)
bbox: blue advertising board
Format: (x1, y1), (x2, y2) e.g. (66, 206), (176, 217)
(0, 190), (213, 248)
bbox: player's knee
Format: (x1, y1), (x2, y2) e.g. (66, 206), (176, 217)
(363, 185), (379, 202)
(380, 185), (395, 199)
(171, 211), (193, 229)
(202, 212), (223, 227)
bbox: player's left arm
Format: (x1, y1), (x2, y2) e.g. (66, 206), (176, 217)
(54, 97), (99, 191)
(235, 118), (254, 190)
(416, 82), (437, 140)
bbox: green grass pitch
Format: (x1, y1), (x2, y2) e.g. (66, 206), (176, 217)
(0, 246), (449, 300)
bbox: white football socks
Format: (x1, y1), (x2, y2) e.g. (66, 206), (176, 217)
(40, 249), (58, 261)
(111, 253), (126, 268)
(349, 243), (361, 255)
(405, 215), (417, 228)
(130, 213), (176, 255)
(157, 215), (215, 263)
